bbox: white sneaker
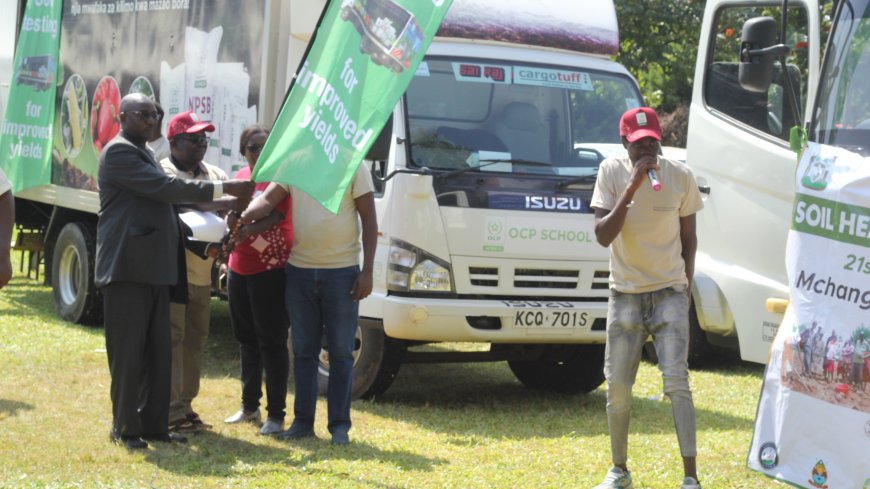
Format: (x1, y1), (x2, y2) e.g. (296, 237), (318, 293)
(224, 409), (261, 424)
(258, 417), (285, 435)
(680, 476), (702, 489)
(593, 467), (633, 489)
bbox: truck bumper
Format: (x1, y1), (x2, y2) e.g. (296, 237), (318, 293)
(381, 295), (608, 343)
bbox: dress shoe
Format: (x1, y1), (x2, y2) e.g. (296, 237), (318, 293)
(142, 432), (188, 444)
(330, 431), (350, 446)
(276, 422), (315, 440)
(110, 431), (148, 449)
(186, 412), (212, 430)
(168, 417), (198, 432)
(225, 409), (261, 424)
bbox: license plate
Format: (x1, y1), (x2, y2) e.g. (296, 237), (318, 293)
(511, 309), (591, 328)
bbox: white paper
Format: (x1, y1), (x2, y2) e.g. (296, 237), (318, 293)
(179, 210), (227, 242)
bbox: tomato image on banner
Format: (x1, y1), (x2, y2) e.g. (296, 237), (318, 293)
(90, 76), (121, 156)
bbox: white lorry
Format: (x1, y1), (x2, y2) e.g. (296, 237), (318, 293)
(3, 0), (646, 398)
(686, 0), (870, 364)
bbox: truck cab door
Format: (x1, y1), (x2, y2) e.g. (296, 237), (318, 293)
(687, 0), (819, 363)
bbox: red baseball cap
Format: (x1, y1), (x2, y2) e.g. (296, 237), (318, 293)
(166, 111), (215, 140)
(619, 107), (662, 142)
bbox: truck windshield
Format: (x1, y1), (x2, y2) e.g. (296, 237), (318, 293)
(815, 0), (870, 154)
(405, 57), (641, 176)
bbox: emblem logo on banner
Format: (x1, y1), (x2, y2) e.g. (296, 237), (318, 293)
(808, 459), (829, 489)
(758, 442), (778, 469)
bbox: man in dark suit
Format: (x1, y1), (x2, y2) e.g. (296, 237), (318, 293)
(97, 93), (253, 449)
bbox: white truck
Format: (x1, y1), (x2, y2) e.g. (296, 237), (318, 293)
(686, 0), (869, 364)
(3, 0), (647, 398)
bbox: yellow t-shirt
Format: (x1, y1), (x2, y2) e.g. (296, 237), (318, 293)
(278, 163), (375, 269)
(591, 155), (703, 293)
(160, 158), (228, 286)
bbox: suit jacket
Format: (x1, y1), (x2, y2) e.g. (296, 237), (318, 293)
(95, 132), (215, 288)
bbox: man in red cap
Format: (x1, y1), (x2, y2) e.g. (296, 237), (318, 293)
(590, 107), (704, 489)
(160, 110), (234, 432)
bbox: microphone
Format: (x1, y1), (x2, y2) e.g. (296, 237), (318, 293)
(647, 169), (661, 191)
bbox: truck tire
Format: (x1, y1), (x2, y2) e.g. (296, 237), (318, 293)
(289, 324), (405, 401)
(686, 303), (714, 366)
(508, 344), (605, 394)
(51, 222), (102, 325)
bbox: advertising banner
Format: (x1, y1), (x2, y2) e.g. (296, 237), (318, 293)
(253, 0), (453, 213)
(17, 0), (265, 193)
(0, 0), (63, 193)
(748, 143), (870, 488)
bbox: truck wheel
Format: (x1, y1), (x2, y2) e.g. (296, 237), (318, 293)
(289, 324), (405, 400)
(508, 344), (605, 394)
(51, 222), (102, 325)
(686, 303), (713, 367)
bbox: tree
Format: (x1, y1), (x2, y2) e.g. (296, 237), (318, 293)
(614, 0), (706, 113)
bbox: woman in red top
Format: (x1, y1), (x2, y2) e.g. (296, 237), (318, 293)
(223, 125), (293, 435)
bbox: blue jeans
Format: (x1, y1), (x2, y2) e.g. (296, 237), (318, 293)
(604, 285), (697, 465)
(285, 264), (359, 435)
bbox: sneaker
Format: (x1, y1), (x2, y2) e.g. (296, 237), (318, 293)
(276, 421), (315, 440)
(593, 467), (633, 489)
(259, 417), (285, 435)
(224, 409), (261, 424)
(186, 412), (212, 430)
(680, 476), (702, 489)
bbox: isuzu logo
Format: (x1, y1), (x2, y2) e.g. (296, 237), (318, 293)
(525, 196), (584, 211)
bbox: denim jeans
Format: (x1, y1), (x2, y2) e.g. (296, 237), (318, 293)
(604, 285), (697, 465)
(228, 269), (290, 420)
(285, 264), (359, 435)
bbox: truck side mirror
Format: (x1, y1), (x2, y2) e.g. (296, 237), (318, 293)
(366, 114), (393, 161)
(739, 17), (777, 93)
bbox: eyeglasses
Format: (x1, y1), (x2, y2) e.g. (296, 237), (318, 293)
(174, 134), (210, 145)
(128, 110), (160, 121)
(245, 144), (264, 153)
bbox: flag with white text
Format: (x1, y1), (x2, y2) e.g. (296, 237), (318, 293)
(0, 0), (63, 192)
(252, 0), (453, 212)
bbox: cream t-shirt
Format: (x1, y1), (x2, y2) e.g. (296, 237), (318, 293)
(161, 158), (228, 286)
(278, 163), (375, 269)
(591, 155), (703, 293)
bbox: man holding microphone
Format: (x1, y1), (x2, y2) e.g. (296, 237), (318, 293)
(590, 107), (704, 489)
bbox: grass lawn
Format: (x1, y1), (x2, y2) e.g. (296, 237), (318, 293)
(0, 263), (785, 488)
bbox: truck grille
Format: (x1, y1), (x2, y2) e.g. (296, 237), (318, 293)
(468, 266), (610, 290)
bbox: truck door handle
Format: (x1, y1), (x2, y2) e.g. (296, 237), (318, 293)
(698, 185), (710, 195)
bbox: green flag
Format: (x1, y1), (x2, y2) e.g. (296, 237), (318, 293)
(252, 0), (453, 212)
(0, 0), (62, 193)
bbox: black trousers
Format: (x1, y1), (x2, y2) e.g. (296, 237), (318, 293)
(228, 268), (290, 420)
(103, 282), (171, 437)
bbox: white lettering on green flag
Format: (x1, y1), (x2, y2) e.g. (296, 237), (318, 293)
(748, 143), (870, 487)
(0, 0), (62, 193)
(252, 0), (453, 213)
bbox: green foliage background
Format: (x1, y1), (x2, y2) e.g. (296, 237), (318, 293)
(614, 0), (706, 113)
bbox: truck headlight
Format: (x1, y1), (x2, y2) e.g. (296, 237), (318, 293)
(387, 239), (453, 292)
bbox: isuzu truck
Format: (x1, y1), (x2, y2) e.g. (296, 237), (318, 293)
(3, 0), (646, 398)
